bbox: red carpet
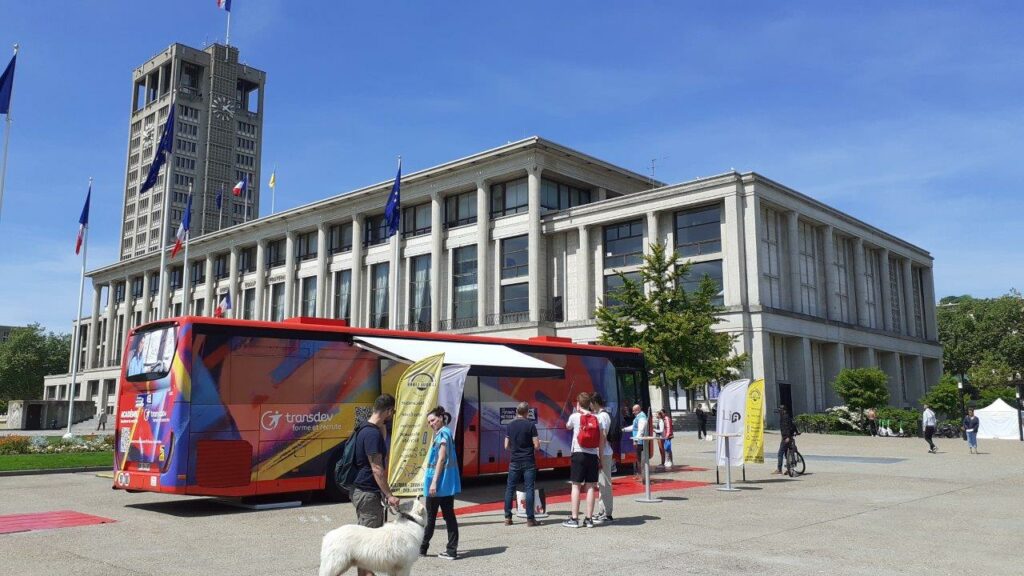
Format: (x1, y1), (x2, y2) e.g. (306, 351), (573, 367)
(0, 510), (115, 535)
(453, 473), (708, 517)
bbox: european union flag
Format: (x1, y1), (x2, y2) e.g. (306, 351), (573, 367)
(0, 53), (16, 115)
(384, 160), (401, 238)
(139, 105), (176, 193)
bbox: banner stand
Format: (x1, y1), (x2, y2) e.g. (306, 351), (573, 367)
(634, 435), (662, 503)
(716, 433), (740, 492)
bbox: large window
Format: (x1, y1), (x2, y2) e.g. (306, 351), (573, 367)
(889, 258), (902, 333)
(333, 269), (351, 322)
(169, 267), (183, 290)
(913, 267), (925, 338)
(266, 239), (286, 267)
(451, 246), (477, 329)
(329, 222), (353, 254)
(500, 283), (529, 323)
(370, 262), (390, 328)
(445, 191), (477, 228)
(864, 249), (880, 329)
(402, 203), (431, 237)
(604, 220), (643, 269)
(833, 236), (853, 323)
(501, 236), (529, 279)
(760, 207), (783, 308)
(297, 231), (318, 261)
(301, 276), (317, 317)
(408, 255), (431, 330)
(680, 260), (724, 306)
(238, 247), (256, 273)
(214, 254), (229, 279)
(269, 283), (285, 321)
(189, 261), (206, 286)
(365, 215), (389, 246)
(541, 178), (592, 212)
(798, 221), (819, 316)
(490, 178), (529, 218)
(675, 204), (721, 257)
(242, 288), (255, 320)
(603, 271), (641, 307)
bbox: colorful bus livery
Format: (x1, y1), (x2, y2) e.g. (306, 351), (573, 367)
(114, 317), (649, 499)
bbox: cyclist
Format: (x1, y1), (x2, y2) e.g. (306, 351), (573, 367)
(771, 405), (798, 475)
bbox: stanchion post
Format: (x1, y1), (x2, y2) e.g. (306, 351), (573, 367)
(635, 435), (662, 503)
(717, 433), (740, 492)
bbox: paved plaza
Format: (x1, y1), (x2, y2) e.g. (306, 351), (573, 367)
(1, 432), (1020, 575)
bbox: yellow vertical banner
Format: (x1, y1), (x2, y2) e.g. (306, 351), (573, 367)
(387, 353), (444, 497)
(743, 379), (765, 464)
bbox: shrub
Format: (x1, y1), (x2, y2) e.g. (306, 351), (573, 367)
(977, 386), (1016, 408)
(920, 376), (960, 419)
(876, 407), (919, 435)
(0, 435), (31, 455)
(833, 368), (890, 414)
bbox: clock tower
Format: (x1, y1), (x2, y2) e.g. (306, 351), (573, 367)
(119, 43), (266, 260)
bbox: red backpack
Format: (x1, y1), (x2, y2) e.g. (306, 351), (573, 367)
(577, 412), (601, 449)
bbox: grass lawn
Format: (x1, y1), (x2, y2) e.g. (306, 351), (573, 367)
(0, 451), (114, 472)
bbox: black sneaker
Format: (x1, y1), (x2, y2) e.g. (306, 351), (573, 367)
(562, 518), (580, 528)
(438, 552), (457, 560)
(602, 515), (614, 523)
(583, 517), (595, 528)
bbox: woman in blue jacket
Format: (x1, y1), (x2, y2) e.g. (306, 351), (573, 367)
(420, 406), (461, 560)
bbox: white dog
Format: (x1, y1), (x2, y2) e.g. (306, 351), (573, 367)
(318, 497), (427, 576)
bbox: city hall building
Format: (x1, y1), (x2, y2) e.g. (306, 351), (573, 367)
(43, 137), (943, 422)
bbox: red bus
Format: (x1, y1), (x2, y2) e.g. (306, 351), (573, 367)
(113, 316), (649, 499)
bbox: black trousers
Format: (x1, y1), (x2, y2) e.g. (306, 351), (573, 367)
(421, 495), (458, 555)
(924, 426), (936, 450)
(697, 420), (707, 439)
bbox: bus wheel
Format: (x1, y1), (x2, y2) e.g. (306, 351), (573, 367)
(323, 450), (350, 503)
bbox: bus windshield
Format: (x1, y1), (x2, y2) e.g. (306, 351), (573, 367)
(125, 325), (177, 381)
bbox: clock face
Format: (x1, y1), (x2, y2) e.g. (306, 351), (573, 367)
(212, 95), (236, 121)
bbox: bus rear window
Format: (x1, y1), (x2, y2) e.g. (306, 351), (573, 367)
(125, 326), (177, 381)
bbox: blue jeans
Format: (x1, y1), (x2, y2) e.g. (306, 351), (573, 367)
(967, 430), (977, 448)
(504, 461), (537, 520)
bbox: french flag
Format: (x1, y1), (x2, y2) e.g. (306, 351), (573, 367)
(216, 0), (231, 11)
(232, 174), (248, 197)
(75, 185), (91, 255)
(170, 192), (192, 258)
(215, 293), (232, 318)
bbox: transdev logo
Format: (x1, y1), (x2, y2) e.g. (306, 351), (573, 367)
(260, 410), (335, 431)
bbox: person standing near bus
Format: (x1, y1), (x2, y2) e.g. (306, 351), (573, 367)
(659, 409), (674, 468)
(590, 394), (615, 524)
(421, 406), (460, 560)
(503, 401), (540, 526)
(563, 392), (603, 529)
(621, 404), (648, 481)
(351, 394), (400, 576)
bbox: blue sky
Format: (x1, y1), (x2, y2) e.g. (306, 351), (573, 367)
(1, 1), (1021, 332)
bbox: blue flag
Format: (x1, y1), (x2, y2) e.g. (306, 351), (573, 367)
(139, 105), (176, 193)
(0, 53), (16, 115)
(384, 160), (401, 238)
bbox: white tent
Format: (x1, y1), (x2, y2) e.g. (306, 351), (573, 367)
(976, 399), (1021, 440)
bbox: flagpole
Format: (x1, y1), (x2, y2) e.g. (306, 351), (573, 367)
(270, 169), (275, 215)
(225, 6), (232, 48)
(182, 183), (192, 315)
(218, 184), (224, 229)
(0, 44), (19, 226)
(156, 113), (173, 320)
(199, 181), (207, 236)
(65, 177), (90, 439)
(392, 156), (401, 329)
(244, 183), (250, 223)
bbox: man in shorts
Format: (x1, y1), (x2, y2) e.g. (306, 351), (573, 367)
(591, 394), (615, 524)
(351, 394), (400, 576)
(563, 392), (603, 529)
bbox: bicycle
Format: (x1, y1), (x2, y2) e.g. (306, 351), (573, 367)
(783, 436), (805, 477)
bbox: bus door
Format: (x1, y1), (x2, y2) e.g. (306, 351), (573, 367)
(616, 367), (645, 464)
(459, 375), (481, 477)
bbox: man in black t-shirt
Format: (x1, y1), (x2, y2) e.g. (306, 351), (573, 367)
(503, 401), (540, 526)
(350, 394), (400, 573)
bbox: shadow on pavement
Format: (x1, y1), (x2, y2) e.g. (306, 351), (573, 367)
(458, 546), (508, 559)
(608, 514), (660, 526)
(126, 498), (257, 517)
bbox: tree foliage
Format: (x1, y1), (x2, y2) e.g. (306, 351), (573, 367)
(831, 367), (890, 413)
(596, 242), (747, 399)
(978, 386), (1017, 408)
(920, 375), (961, 419)
(0, 324), (71, 402)
(938, 291), (1024, 386)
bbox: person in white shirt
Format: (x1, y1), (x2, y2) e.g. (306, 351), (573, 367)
(562, 392), (604, 529)
(590, 394), (615, 524)
(922, 404), (937, 453)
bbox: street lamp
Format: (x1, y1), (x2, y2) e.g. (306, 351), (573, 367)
(1012, 372), (1024, 442)
(957, 378), (965, 417)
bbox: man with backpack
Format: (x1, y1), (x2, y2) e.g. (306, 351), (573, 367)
(590, 394), (615, 524)
(563, 392), (603, 529)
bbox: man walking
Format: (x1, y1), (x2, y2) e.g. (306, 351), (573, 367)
(351, 394), (400, 576)
(504, 402), (540, 526)
(591, 394), (614, 524)
(922, 403), (937, 453)
(563, 392), (603, 529)
(695, 404), (708, 440)
(97, 411), (108, 431)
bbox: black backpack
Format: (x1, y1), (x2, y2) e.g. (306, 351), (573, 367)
(334, 424), (369, 491)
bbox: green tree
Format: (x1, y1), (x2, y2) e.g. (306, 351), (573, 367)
(596, 242), (746, 414)
(938, 291), (1024, 382)
(831, 367), (890, 413)
(977, 386), (1017, 408)
(920, 375), (960, 419)
(0, 324), (71, 402)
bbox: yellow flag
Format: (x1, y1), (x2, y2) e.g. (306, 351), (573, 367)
(268, 171), (276, 189)
(743, 379), (765, 464)
(387, 353), (444, 496)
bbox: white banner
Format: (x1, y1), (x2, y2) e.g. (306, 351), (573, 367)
(438, 365), (470, 433)
(715, 379), (751, 467)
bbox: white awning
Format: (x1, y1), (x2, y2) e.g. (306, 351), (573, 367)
(353, 336), (561, 372)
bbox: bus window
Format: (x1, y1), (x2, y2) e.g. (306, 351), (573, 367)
(617, 370), (642, 411)
(125, 325), (176, 382)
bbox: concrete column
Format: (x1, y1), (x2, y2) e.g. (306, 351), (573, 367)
(104, 283), (117, 366)
(913, 355), (926, 401)
(577, 226), (591, 320)
(921, 266), (937, 340)
(786, 211), (801, 313)
(799, 337), (814, 414)
(227, 247), (239, 317)
(741, 191), (762, 308)
(182, 258), (192, 317)
(827, 343), (846, 407)
(527, 164), (545, 322)
(430, 191), (443, 331)
(255, 239), (267, 321)
(121, 275), (133, 355)
(86, 283), (101, 369)
(284, 231), (297, 319)
(902, 258), (916, 337)
(159, 262), (170, 319)
(140, 273), (151, 326)
(823, 225), (839, 321)
(878, 248), (892, 332)
(351, 215), (364, 326)
(389, 226), (401, 329)
(645, 211), (659, 297)
(204, 255), (215, 316)
(865, 347), (877, 368)
(476, 180), (489, 329)
(853, 238), (869, 327)
(316, 223), (328, 317)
